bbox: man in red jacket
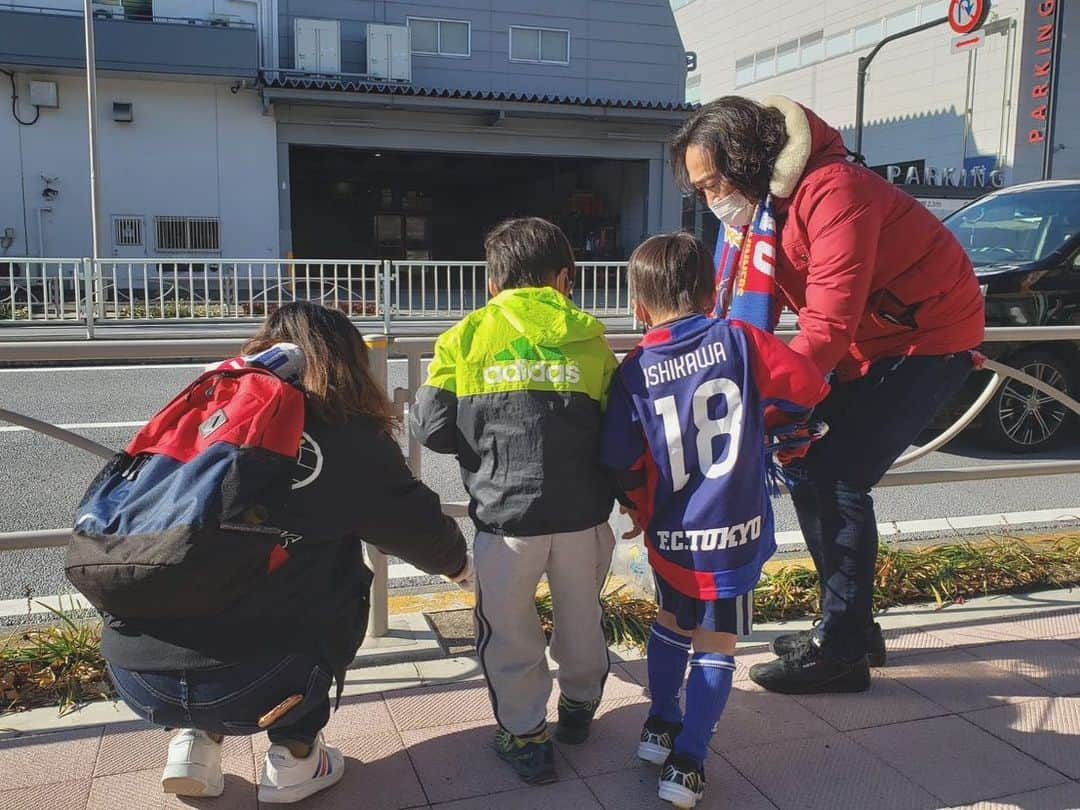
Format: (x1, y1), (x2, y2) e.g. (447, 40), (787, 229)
(670, 96), (985, 694)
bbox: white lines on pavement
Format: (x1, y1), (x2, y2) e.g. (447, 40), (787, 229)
(775, 506), (1080, 551)
(0, 364), (205, 373)
(0, 420), (146, 434)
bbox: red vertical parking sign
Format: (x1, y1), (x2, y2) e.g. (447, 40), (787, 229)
(948, 0), (990, 35)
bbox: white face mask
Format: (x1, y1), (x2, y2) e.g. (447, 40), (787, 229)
(709, 190), (755, 227)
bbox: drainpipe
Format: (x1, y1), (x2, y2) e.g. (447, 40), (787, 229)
(36, 207), (52, 257)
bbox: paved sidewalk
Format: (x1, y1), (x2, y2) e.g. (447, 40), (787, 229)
(1, 591), (1079, 810)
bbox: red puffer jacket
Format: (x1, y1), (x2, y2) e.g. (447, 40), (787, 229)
(764, 96), (985, 381)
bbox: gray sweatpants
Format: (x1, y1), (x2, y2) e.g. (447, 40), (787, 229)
(473, 523), (616, 736)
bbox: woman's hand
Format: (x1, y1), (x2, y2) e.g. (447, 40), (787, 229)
(444, 553), (474, 592)
(619, 504), (644, 540)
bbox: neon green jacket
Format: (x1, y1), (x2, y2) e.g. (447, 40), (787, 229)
(411, 286), (618, 535)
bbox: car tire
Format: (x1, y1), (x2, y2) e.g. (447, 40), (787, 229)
(984, 349), (1075, 452)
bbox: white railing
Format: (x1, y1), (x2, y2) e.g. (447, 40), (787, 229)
(94, 259), (383, 321)
(2, 327), (1079, 638)
(0, 258), (633, 327)
(0, 259), (88, 322)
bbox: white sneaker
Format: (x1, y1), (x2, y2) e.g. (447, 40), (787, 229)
(161, 729), (225, 797)
(257, 733), (345, 804)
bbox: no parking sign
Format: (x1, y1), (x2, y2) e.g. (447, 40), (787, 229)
(947, 0), (990, 35)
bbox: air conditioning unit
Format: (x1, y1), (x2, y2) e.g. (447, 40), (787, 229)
(295, 18), (341, 74)
(92, 1), (124, 19)
(367, 24), (411, 82)
(209, 13), (241, 27)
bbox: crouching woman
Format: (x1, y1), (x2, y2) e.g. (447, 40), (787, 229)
(86, 303), (470, 804)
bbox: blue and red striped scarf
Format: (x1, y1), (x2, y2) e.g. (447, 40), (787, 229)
(713, 195), (778, 329)
(712, 195), (823, 491)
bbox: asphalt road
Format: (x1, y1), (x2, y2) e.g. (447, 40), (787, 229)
(1, 361), (1078, 602)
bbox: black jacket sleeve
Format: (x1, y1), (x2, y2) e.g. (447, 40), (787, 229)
(350, 427), (467, 578)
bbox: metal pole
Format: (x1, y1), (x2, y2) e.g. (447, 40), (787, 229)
(1042, 1), (1065, 179)
(362, 333), (391, 638)
(82, 0), (103, 341)
(855, 16), (949, 160)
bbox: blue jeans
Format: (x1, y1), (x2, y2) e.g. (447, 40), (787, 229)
(108, 653), (332, 746)
(787, 353), (974, 660)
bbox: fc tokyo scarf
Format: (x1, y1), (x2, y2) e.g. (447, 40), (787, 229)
(712, 195), (778, 329)
(712, 196), (822, 492)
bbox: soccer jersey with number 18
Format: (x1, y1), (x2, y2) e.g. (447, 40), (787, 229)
(601, 314), (829, 600)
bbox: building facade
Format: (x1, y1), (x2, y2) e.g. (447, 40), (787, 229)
(674, 0), (1075, 218)
(0, 0), (688, 261)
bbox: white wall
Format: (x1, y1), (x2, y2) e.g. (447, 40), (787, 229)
(0, 72), (278, 258)
(676, 0), (1027, 179)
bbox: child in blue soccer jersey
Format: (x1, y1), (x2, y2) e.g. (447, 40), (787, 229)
(601, 233), (829, 809)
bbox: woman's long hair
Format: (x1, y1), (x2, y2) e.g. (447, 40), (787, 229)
(243, 302), (396, 431)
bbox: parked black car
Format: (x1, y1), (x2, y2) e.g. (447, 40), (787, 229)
(941, 180), (1080, 452)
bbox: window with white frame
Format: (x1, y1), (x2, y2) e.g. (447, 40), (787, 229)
(685, 74), (702, 104)
(776, 40), (799, 73)
(112, 216), (144, 248)
(799, 31), (824, 65)
(733, 6), (941, 88)
(754, 47), (776, 80)
(825, 29), (851, 58)
(408, 17), (470, 57)
(885, 7), (919, 35)
(155, 216), (220, 252)
(735, 55), (754, 86)
(853, 19), (882, 49)
(510, 26), (570, 65)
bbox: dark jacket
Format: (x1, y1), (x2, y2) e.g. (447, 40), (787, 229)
(101, 412), (466, 681)
(411, 287), (618, 536)
(762, 96), (985, 381)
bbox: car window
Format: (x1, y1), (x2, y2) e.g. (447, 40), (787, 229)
(944, 187), (1080, 267)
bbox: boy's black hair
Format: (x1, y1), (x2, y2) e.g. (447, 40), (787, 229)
(629, 232), (714, 317)
(484, 217), (575, 291)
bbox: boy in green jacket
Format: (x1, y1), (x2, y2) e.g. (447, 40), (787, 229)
(411, 218), (618, 785)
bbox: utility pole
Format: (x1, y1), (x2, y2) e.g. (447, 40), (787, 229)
(82, 0), (103, 338)
(854, 16), (949, 160)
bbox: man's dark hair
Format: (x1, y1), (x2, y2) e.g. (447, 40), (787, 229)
(484, 217), (575, 291)
(629, 232), (714, 317)
(670, 96), (789, 200)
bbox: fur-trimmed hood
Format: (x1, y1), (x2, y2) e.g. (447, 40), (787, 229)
(761, 96), (849, 199)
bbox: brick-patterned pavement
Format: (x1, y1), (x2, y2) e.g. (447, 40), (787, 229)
(1, 598), (1078, 809)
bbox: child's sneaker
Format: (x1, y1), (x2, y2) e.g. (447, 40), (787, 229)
(493, 726), (557, 784)
(637, 715), (683, 765)
(658, 752), (706, 809)
(161, 729), (224, 797)
(257, 734), (344, 804)
(555, 694), (601, 744)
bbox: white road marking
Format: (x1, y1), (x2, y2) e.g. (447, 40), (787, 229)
(6, 506), (1080, 619)
(0, 420), (146, 433)
(0, 364), (205, 373)
(775, 506), (1080, 551)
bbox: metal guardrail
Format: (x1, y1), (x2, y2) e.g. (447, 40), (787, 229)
(2, 327), (1080, 637)
(0, 258), (633, 330)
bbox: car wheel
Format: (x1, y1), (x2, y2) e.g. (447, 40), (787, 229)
(984, 350), (1074, 452)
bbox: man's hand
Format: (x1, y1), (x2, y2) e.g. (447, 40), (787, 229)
(619, 504), (644, 539)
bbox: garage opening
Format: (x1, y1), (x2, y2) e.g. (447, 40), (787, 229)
(288, 146), (649, 261)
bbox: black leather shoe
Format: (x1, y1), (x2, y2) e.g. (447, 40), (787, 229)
(771, 622), (887, 667)
(750, 639), (871, 695)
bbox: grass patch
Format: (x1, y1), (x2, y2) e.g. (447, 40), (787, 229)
(1, 602), (111, 716)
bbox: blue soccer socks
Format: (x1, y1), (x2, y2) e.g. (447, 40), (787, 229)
(647, 624), (692, 724)
(673, 652), (735, 765)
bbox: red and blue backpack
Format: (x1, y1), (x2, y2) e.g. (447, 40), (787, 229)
(66, 348), (307, 620)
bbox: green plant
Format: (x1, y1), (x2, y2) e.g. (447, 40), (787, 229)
(0, 601), (111, 716)
(754, 536), (1080, 623)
